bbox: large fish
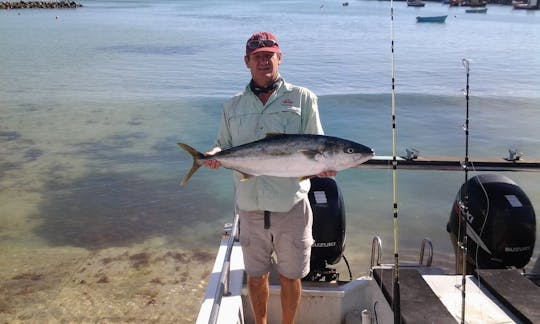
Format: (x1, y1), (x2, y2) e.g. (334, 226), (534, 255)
(177, 133), (374, 186)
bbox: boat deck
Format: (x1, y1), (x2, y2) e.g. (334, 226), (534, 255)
(242, 263), (393, 324)
(373, 268), (456, 323)
(476, 269), (540, 323)
(375, 267), (534, 323)
(197, 221), (540, 323)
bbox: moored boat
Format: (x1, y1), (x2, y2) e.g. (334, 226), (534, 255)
(407, 0), (426, 7)
(465, 7), (488, 12)
(450, 0), (487, 6)
(416, 15), (448, 23)
(513, 0), (538, 9)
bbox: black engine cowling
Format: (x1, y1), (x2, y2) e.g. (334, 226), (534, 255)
(447, 174), (536, 270)
(305, 177), (346, 281)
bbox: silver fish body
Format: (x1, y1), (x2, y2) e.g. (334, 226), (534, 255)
(177, 134), (374, 186)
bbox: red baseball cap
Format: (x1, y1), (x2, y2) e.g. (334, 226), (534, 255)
(245, 32), (282, 56)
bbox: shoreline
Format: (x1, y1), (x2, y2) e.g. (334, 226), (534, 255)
(0, 1), (82, 9)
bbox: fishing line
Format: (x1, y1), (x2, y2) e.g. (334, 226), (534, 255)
(468, 161), (492, 276)
(469, 162), (492, 324)
(455, 159), (492, 323)
(389, 0), (400, 322)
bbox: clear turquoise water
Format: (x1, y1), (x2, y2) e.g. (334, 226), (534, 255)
(1, 0), (539, 320)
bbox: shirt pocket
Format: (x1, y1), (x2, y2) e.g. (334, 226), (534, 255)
(266, 106), (302, 133)
(228, 112), (261, 145)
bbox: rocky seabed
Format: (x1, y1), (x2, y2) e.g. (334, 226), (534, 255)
(0, 1), (82, 9)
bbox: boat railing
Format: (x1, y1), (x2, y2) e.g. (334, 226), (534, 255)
(369, 236), (433, 274)
(370, 236), (383, 273)
(208, 212), (240, 324)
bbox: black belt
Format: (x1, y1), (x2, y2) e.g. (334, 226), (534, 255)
(264, 210), (271, 229)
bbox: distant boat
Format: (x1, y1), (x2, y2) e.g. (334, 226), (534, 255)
(513, 0), (538, 9)
(468, 0), (488, 6)
(407, 0), (426, 6)
(450, 0), (487, 6)
(466, 7), (488, 12)
(416, 15), (448, 23)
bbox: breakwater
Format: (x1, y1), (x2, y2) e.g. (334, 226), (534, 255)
(0, 1), (82, 9)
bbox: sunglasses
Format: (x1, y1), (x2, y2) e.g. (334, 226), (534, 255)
(247, 39), (278, 49)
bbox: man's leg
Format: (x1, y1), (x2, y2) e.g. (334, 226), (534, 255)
(248, 273), (270, 324)
(279, 274), (301, 324)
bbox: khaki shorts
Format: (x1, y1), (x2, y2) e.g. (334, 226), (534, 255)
(238, 199), (314, 279)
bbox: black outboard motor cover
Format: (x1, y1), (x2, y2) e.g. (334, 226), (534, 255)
(448, 174), (536, 269)
(308, 177), (346, 271)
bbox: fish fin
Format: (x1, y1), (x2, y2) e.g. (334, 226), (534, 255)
(299, 149), (321, 160)
(238, 172), (254, 181)
(177, 143), (205, 186)
(264, 132), (284, 138)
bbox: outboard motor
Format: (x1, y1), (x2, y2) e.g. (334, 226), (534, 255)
(304, 177), (346, 282)
(447, 174), (536, 270)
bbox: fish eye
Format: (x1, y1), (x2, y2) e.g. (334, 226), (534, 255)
(345, 147), (355, 154)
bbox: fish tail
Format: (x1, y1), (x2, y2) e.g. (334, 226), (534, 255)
(177, 143), (205, 186)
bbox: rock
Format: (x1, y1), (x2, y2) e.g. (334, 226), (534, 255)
(0, 1), (83, 9)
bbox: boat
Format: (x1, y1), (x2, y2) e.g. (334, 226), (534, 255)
(513, 0), (538, 9)
(465, 7), (488, 12)
(416, 15), (448, 23)
(467, 0), (488, 6)
(196, 172), (540, 324)
(407, 0), (426, 7)
(450, 0), (487, 6)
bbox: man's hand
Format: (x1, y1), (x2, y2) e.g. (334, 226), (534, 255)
(317, 170), (337, 178)
(202, 147), (222, 169)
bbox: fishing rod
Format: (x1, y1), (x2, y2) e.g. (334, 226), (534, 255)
(389, 0), (400, 323)
(462, 58), (471, 184)
(458, 58), (472, 324)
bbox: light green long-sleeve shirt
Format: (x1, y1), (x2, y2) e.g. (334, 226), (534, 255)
(214, 79), (324, 212)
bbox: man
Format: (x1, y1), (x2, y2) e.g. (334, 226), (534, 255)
(203, 32), (335, 324)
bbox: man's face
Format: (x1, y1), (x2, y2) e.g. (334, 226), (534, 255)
(245, 51), (282, 86)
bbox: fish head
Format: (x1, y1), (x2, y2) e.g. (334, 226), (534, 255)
(330, 139), (375, 168)
(345, 142), (375, 162)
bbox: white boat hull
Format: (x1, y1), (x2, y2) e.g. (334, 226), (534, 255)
(243, 276), (393, 324)
(197, 232), (540, 324)
(196, 237), (394, 324)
